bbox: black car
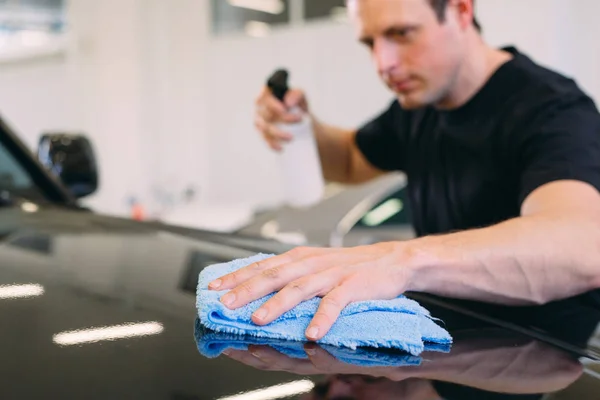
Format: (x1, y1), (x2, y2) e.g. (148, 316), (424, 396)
(1, 116), (600, 399)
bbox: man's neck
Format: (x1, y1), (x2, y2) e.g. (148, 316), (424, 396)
(435, 39), (513, 110)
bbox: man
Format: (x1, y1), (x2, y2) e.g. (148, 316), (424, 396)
(209, 0), (600, 342)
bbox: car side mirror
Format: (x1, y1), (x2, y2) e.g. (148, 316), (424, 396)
(37, 133), (99, 198)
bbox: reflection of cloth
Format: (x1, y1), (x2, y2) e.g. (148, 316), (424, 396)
(196, 254), (453, 356)
(194, 318), (450, 367)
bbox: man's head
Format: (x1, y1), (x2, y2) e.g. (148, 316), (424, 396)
(347, 0), (481, 109)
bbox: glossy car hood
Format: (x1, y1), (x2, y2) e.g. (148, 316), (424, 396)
(0, 207), (599, 399)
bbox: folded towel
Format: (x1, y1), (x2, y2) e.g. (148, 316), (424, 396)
(196, 253), (452, 356)
(194, 318), (451, 367)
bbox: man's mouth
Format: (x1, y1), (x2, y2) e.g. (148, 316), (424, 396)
(390, 79), (416, 93)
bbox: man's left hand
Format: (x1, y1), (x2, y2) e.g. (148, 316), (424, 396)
(208, 243), (421, 340)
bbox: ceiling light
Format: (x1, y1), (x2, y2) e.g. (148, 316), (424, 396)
(0, 284), (44, 299)
(53, 322), (164, 346)
(245, 20), (271, 38)
(228, 0), (284, 14)
(218, 380), (315, 400)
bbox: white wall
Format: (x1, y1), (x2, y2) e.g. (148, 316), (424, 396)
(0, 54), (76, 150)
(0, 0), (596, 219)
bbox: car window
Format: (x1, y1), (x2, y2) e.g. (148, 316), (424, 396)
(0, 138), (45, 202)
(355, 188), (411, 228)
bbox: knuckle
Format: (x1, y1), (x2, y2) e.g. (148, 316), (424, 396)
(238, 282), (255, 297)
(289, 246), (309, 258)
(287, 279), (308, 296)
(322, 296), (344, 310)
(251, 260), (266, 272)
(261, 266), (282, 280)
(228, 270), (241, 284)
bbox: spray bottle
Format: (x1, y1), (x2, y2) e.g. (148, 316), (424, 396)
(267, 69), (325, 208)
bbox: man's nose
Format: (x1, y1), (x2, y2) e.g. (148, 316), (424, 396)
(374, 39), (402, 77)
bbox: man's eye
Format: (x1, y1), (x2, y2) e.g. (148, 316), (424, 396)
(388, 28), (416, 42)
(392, 29), (414, 40)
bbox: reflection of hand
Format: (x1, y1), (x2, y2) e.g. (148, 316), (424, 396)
(224, 344), (445, 400)
(223, 331), (583, 395)
(420, 336), (583, 394)
(224, 343), (419, 379)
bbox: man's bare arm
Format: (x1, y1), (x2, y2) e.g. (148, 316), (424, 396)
(208, 181), (600, 340)
(407, 180), (600, 305)
(311, 117), (385, 184)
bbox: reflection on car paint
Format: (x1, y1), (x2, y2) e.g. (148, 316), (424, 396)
(0, 283), (44, 299)
(53, 321), (165, 346)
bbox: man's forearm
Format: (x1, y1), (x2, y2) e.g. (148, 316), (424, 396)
(405, 212), (600, 305)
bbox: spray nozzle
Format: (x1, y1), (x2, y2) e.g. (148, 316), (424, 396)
(267, 68), (289, 102)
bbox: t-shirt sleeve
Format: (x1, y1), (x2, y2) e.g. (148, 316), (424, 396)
(517, 93), (600, 206)
(354, 100), (409, 171)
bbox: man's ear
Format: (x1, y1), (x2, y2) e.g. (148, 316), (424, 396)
(449, 0), (476, 30)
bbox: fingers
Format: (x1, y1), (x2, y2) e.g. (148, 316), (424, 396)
(259, 93), (303, 123)
(306, 287), (352, 341)
(251, 267), (342, 325)
(223, 349), (272, 370)
(284, 89), (308, 111)
(219, 253), (327, 310)
(224, 346), (319, 375)
(209, 246), (329, 291)
(254, 116), (292, 151)
(218, 248), (341, 310)
(209, 252), (293, 291)
(254, 86), (307, 150)
(248, 345), (318, 374)
(303, 343), (375, 376)
(304, 343), (340, 372)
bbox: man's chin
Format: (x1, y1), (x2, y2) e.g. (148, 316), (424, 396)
(396, 92), (429, 109)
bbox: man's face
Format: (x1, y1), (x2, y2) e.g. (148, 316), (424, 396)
(349, 0), (467, 109)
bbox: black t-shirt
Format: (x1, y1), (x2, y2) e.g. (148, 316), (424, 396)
(355, 46), (600, 237)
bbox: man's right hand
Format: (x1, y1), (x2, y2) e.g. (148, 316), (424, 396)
(254, 86), (310, 151)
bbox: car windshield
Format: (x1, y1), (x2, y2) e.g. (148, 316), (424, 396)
(0, 138), (46, 204)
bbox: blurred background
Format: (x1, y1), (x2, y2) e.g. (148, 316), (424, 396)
(0, 0), (597, 233)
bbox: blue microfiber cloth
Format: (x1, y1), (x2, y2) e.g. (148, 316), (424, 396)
(194, 318), (450, 368)
(196, 253), (452, 356)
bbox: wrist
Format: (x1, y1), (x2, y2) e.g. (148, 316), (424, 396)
(397, 237), (453, 293)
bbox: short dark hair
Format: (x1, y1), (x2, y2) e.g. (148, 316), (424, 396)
(428, 0), (482, 31)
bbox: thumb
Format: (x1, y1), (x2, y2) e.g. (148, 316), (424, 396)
(284, 89), (308, 112)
